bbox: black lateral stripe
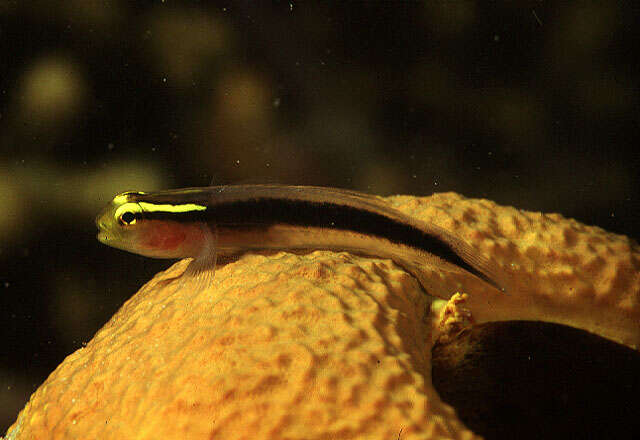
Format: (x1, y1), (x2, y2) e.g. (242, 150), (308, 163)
(141, 198), (487, 282)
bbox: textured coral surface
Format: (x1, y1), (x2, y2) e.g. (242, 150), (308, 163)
(5, 193), (639, 439)
(387, 193), (640, 350)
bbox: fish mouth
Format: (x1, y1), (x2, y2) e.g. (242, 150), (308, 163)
(97, 231), (109, 244)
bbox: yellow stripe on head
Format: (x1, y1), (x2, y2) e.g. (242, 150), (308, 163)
(113, 201), (207, 226)
(113, 191), (146, 205)
(138, 202), (207, 214)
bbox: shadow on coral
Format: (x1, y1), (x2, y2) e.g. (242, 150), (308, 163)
(432, 321), (640, 440)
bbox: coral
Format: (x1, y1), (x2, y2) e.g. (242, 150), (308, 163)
(5, 193), (639, 439)
(388, 192), (640, 350)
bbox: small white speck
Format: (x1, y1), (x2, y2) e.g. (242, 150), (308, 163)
(107, 143), (114, 150)
(273, 97), (281, 108)
(162, 77), (167, 83)
(3, 282), (9, 288)
(235, 160), (240, 165)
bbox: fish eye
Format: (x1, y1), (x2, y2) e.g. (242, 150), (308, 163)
(119, 211), (137, 226)
(114, 202), (143, 226)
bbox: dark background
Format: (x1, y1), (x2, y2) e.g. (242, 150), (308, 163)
(1, 1), (639, 435)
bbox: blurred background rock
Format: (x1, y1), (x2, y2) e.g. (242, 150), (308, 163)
(0, 1), (638, 431)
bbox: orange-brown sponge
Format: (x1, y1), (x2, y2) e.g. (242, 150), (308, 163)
(388, 193), (640, 350)
(5, 192), (639, 439)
